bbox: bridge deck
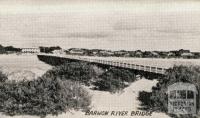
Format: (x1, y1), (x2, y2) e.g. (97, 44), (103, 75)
(38, 54), (200, 75)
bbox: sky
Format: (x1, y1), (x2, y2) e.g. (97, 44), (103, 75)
(0, 0), (200, 51)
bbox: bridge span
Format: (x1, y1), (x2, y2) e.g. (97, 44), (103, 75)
(38, 54), (200, 75)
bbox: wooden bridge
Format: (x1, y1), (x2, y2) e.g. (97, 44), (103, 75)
(38, 54), (200, 75)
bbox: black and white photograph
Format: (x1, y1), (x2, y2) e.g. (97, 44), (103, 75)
(0, 0), (200, 118)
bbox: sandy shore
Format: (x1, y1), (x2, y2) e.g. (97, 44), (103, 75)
(0, 78), (171, 118)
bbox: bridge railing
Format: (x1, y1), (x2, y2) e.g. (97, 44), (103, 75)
(68, 55), (167, 74)
(77, 57), (167, 74)
(38, 54), (167, 74)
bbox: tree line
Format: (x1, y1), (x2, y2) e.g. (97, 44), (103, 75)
(0, 45), (21, 54)
(66, 48), (200, 59)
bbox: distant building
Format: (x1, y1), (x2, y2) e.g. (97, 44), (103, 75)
(114, 50), (129, 57)
(69, 48), (85, 55)
(90, 49), (100, 54)
(21, 48), (40, 53)
(181, 52), (194, 59)
(99, 50), (114, 56)
(157, 51), (168, 58)
(135, 50), (143, 57)
(170, 49), (190, 57)
(168, 52), (176, 57)
(92, 51), (98, 55)
(193, 52), (200, 59)
(52, 49), (65, 54)
(179, 49), (190, 54)
(151, 51), (159, 57)
(169, 50), (179, 56)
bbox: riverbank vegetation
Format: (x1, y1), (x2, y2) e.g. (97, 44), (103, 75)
(42, 62), (97, 86)
(93, 68), (136, 92)
(0, 69), (91, 117)
(0, 45), (21, 54)
(0, 71), (7, 82)
(41, 61), (137, 93)
(3, 54), (199, 117)
(38, 55), (138, 92)
(0, 60), (138, 117)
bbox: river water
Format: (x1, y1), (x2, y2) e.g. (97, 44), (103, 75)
(0, 54), (52, 81)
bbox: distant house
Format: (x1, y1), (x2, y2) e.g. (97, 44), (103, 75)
(179, 49), (190, 54)
(114, 50), (129, 57)
(170, 50), (182, 57)
(151, 51), (159, 58)
(193, 52), (200, 59)
(39, 46), (61, 53)
(142, 51), (159, 58)
(92, 51), (98, 55)
(114, 51), (125, 55)
(21, 48), (40, 53)
(181, 52), (194, 59)
(143, 51), (150, 57)
(168, 52), (176, 57)
(69, 48), (85, 55)
(129, 51), (135, 57)
(169, 49), (190, 57)
(89, 49), (100, 56)
(124, 52), (130, 57)
(135, 50), (143, 57)
(99, 50), (114, 56)
(52, 49), (65, 54)
(158, 51), (169, 58)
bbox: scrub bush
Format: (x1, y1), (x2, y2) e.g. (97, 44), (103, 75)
(0, 76), (91, 117)
(93, 68), (136, 92)
(0, 71), (7, 82)
(43, 62), (97, 85)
